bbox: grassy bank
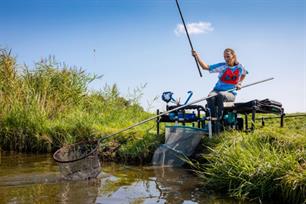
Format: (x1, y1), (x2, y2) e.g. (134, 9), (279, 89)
(0, 49), (162, 162)
(1, 48), (305, 203)
(191, 115), (306, 203)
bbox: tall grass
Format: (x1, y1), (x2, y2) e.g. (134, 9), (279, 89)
(191, 116), (306, 203)
(2, 48), (304, 202)
(0, 48), (157, 157)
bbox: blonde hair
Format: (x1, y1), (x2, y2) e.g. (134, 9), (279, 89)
(224, 48), (238, 65)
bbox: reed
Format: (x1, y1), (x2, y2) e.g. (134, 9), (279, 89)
(0, 48), (155, 154)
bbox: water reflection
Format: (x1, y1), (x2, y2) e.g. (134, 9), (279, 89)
(95, 164), (238, 204)
(0, 152), (252, 204)
(57, 180), (100, 204)
(0, 152), (100, 204)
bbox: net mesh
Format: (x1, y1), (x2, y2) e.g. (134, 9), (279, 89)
(152, 126), (206, 167)
(53, 140), (101, 180)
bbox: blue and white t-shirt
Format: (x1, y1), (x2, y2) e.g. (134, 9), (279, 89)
(209, 62), (248, 95)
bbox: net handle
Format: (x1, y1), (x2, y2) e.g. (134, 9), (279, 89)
(54, 78), (274, 163)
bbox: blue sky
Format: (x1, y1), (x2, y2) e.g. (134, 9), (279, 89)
(1, 0), (305, 113)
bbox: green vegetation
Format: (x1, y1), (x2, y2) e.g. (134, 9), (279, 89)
(191, 115), (306, 203)
(0, 48), (161, 161)
(1, 48), (305, 203)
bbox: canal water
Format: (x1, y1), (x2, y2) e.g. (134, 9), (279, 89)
(0, 152), (253, 204)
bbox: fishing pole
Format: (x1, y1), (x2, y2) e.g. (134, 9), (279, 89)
(175, 0), (203, 77)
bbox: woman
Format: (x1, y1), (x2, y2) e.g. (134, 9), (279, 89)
(192, 48), (248, 133)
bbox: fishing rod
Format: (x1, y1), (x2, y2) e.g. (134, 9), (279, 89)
(175, 0), (202, 77)
(98, 77), (274, 142)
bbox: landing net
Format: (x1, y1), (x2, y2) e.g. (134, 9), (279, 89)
(53, 140), (101, 180)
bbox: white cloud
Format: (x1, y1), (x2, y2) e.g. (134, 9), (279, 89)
(174, 21), (214, 36)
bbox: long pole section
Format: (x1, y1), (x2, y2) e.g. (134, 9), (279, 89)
(175, 0), (202, 77)
(99, 77), (274, 142)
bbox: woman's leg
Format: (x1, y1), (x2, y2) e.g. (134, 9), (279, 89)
(207, 91), (219, 134)
(206, 91), (217, 118)
(214, 92), (235, 134)
(216, 91), (235, 120)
